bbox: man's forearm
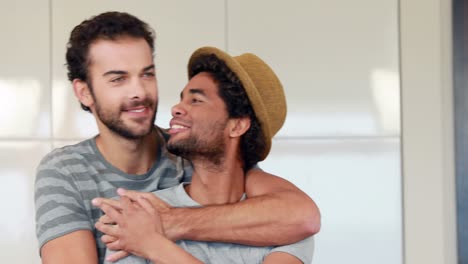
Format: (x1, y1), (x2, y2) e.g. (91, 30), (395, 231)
(163, 190), (320, 246)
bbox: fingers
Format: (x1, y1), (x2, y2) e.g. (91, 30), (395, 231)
(118, 188), (169, 211)
(137, 197), (164, 234)
(95, 220), (119, 237)
(101, 235), (124, 251)
(106, 250), (130, 262)
(99, 214), (116, 225)
(106, 238), (124, 251)
(99, 203), (122, 225)
(117, 188), (146, 201)
(92, 197), (123, 210)
(101, 234), (118, 244)
(136, 197), (156, 215)
(120, 196), (139, 213)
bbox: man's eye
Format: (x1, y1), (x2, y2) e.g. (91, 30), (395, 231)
(143, 72), (155, 78)
(111, 77), (125, 83)
(191, 98), (202, 103)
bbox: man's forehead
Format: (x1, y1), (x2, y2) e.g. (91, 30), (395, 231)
(186, 73), (216, 88)
(89, 36), (150, 50)
(180, 73), (223, 101)
(87, 37), (154, 71)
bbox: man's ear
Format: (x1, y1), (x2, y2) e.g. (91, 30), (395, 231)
(229, 117), (251, 138)
(72, 79), (94, 109)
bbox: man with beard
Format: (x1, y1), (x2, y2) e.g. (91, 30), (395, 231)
(34, 12), (319, 264)
(94, 46), (314, 264)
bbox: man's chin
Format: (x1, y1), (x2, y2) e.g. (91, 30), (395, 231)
(114, 126), (154, 140)
(167, 142), (190, 157)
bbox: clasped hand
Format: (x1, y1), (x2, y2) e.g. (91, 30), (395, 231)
(93, 188), (170, 262)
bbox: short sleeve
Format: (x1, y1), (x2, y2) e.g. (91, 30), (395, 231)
(268, 236), (315, 264)
(34, 155), (92, 252)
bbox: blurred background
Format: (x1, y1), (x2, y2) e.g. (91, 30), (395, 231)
(0, 0), (456, 263)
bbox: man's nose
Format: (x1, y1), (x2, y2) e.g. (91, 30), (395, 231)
(171, 102), (186, 117)
(130, 78), (146, 99)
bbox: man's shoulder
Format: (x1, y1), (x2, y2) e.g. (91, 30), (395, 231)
(38, 138), (96, 171)
(40, 139), (92, 163)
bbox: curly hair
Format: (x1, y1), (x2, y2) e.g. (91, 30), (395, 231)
(189, 54), (266, 170)
(66, 11), (155, 112)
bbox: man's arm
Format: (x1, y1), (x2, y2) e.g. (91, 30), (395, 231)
(41, 230), (98, 264)
(95, 198), (307, 264)
(167, 170), (319, 245)
(35, 154), (98, 263)
(115, 170), (320, 246)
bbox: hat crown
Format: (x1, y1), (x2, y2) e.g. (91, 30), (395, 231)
(234, 53), (286, 138)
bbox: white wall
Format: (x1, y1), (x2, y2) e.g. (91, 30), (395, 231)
(400, 0), (457, 263)
(0, 0), (456, 263)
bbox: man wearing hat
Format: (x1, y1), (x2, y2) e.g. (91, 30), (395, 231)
(95, 46), (314, 264)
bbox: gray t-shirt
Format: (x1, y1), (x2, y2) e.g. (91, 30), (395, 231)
(106, 183), (315, 264)
(34, 127), (192, 263)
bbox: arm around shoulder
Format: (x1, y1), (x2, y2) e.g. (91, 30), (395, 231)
(161, 169), (320, 246)
(245, 169), (321, 239)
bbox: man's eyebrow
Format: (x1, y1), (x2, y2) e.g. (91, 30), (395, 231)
(102, 65), (154, 77)
(189, 88), (206, 96)
(103, 70), (127, 77)
(143, 64), (155, 72)
(180, 88), (206, 99)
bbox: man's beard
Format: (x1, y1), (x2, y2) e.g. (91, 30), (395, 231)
(94, 97), (157, 140)
(167, 122), (226, 165)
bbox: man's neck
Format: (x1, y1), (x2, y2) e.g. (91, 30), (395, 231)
(95, 128), (158, 175)
(186, 156), (245, 206)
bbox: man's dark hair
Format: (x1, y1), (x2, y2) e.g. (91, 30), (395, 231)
(66, 11), (155, 112)
(189, 54), (266, 170)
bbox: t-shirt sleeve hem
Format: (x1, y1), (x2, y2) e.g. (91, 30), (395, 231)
(38, 226), (93, 256)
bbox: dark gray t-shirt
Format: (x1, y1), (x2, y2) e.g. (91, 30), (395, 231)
(106, 183), (315, 264)
(34, 127), (192, 263)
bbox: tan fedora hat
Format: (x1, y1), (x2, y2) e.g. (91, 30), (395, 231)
(187, 46), (287, 161)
